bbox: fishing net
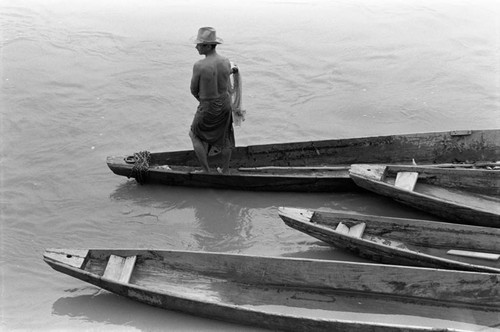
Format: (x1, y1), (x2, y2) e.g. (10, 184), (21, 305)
(129, 150), (151, 184)
(229, 62), (246, 126)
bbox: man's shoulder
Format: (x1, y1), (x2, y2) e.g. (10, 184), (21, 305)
(194, 58), (206, 67)
(195, 56), (229, 68)
(193, 59), (209, 74)
(217, 54), (230, 63)
(214, 55), (230, 71)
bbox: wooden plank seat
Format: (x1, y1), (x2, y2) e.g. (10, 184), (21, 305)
(103, 254), (137, 283)
(335, 222), (366, 238)
(395, 171), (419, 191)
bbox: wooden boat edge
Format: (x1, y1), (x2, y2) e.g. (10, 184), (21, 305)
(348, 165), (500, 227)
(277, 208), (500, 273)
(106, 129), (499, 191)
(44, 249), (482, 332)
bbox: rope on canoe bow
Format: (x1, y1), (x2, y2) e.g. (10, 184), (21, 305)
(128, 151), (151, 184)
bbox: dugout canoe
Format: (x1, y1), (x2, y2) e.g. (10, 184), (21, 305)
(349, 164), (500, 228)
(106, 129), (500, 192)
(43, 249), (500, 332)
(278, 207), (500, 273)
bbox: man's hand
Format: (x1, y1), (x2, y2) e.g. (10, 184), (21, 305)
(231, 63), (239, 74)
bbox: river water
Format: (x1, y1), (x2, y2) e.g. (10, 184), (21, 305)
(1, 0), (499, 331)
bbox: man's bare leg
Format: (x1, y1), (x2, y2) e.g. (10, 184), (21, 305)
(189, 130), (210, 172)
(220, 147), (232, 173)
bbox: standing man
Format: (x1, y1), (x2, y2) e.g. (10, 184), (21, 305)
(190, 27), (235, 173)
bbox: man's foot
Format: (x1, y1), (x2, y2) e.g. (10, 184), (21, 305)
(191, 169), (209, 174)
(217, 167), (232, 174)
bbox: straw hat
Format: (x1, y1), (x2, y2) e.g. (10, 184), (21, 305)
(192, 27), (223, 44)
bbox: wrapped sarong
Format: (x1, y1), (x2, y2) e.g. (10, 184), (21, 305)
(191, 92), (235, 151)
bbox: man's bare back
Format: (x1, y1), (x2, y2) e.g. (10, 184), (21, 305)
(190, 48), (231, 100)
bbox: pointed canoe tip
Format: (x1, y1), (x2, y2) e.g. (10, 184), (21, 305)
(107, 155), (133, 165)
(349, 164), (387, 181)
(278, 207), (314, 222)
(43, 249), (89, 268)
(43, 248), (61, 257)
(278, 206), (305, 214)
(350, 164), (381, 171)
(349, 164), (368, 174)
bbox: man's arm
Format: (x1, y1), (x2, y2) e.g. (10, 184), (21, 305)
(190, 63), (201, 101)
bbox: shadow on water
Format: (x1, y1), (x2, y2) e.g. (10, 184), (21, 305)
(108, 179), (443, 222)
(107, 180), (364, 252)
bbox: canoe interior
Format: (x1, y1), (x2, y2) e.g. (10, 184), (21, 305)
(379, 166), (500, 213)
(303, 210), (500, 271)
(46, 249), (500, 304)
(150, 165), (351, 177)
(147, 130), (500, 169)
(382, 165), (500, 195)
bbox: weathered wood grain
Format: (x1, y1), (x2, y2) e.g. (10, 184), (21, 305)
(278, 207), (500, 273)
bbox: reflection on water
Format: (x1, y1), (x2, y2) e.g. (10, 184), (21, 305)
(107, 180), (440, 257)
(108, 181), (334, 252)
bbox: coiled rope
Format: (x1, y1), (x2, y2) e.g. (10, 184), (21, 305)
(129, 150), (151, 184)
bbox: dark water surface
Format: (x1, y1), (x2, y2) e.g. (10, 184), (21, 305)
(1, 0), (499, 330)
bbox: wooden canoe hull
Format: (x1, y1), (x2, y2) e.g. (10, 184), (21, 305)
(349, 165), (500, 227)
(44, 249), (499, 331)
(105, 161), (354, 191)
(107, 129), (500, 191)
(278, 208), (500, 273)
